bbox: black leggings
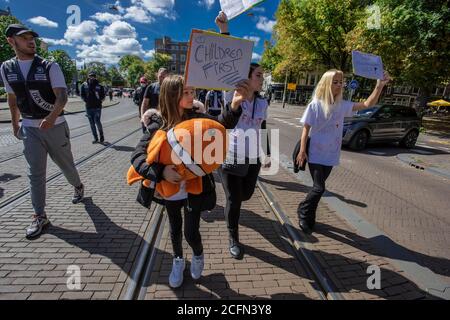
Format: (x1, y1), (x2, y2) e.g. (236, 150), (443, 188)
(219, 163), (261, 230)
(299, 163), (333, 225)
(165, 199), (203, 258)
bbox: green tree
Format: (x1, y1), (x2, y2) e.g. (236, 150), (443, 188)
(144, 53), (172, 81)
(107, 66), (125, 87)
(47, 50), (76, 86)
(273, 0), (369, 78)
(0, 15), (20, 63)
(260, 41), (284, 82)
(347, 0), (450, 110)
(0, 15), (47, 64)
(118, 55), (145, 86)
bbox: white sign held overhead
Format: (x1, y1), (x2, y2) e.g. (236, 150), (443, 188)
(219, 0), (266, 20)
(185, 29), (254, 91)
(352, 50), (384, 80)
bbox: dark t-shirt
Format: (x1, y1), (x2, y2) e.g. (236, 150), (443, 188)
(144, 82), (160, 109)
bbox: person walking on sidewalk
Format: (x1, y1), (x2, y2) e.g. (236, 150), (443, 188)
(133, 76), (148, 133)
(0, 24), (85, 239)
(130, 74), (243, 288)
(80, 72), (106, 144)
(295, 69), (391, 234)
(140, 68), (168, 118)
(215, 11), (271, 260)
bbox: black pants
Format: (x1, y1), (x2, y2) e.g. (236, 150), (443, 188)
(219, 163), (261, 230)
(299, 163), (333, 226)
(165, 199), (203, 258)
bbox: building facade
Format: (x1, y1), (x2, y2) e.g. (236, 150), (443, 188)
(154, 36), (188, 75)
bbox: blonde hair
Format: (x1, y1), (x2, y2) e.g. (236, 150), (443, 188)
(158, 75), (188, 130)
(312, 69), (344, 118)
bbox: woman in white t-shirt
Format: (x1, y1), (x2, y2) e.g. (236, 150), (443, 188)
(295, 69), (391, 234)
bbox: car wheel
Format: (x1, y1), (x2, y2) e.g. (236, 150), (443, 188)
(400, 130), (418, 149)
(349, 130), (369, 151)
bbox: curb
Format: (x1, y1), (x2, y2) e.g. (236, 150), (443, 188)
(276, 153), (450, 300)
(0, 101), (121, 124)
(396, 153), (450, 180)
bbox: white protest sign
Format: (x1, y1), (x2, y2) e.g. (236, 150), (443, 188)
(352, 50), (384, 80)
(219, 0), (266, 20)
(185, 29), (254, 91)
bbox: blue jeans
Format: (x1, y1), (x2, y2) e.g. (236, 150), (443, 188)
(86, 108), (103, 140)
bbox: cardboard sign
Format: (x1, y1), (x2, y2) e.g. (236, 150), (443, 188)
(352, 50), (384, 80)
(219, 0), (266, 20)
(287, 83), (297, 91)
(185, 29), (254, 91)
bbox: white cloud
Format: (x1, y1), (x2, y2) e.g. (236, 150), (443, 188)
(198, 0), (215, 9)
(91, 12), (122, 23)
(124, 6), (154, 23)
(244, 36), (261, 46)
(252, 52), (262, 61)
(144, 50), (155, 58)
(142, 37), (149, 41)
(28, 16), (58, 28)
(41, 38), (71, 46)
(103, 21), (137, 39)
(64, 21), (99, 44)
(256, 16), (275, 33)
(136, 0), (176, 19)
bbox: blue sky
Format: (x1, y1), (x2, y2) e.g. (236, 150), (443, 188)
(4, 0), (279, 67)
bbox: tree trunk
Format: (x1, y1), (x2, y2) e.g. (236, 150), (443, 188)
(415, 87), (431, 119)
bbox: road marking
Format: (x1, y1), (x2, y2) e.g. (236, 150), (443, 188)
(412, 149), (434, 155)
(367, 150), (386, 156)
(416, 143), (450, 153)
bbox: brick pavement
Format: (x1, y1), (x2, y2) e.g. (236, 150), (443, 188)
(142, 173), (322, 300)
(0, 130), (151, 300)
(0, 116), (139, 203)
(258, 165), (437, 300)
(267, 104), (450, 280)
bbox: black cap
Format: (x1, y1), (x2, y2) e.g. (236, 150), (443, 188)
(5, 24), (39, 38)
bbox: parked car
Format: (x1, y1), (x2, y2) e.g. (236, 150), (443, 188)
(342, 104), (421, 150)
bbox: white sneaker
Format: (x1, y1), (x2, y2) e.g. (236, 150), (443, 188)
(190, 254), (204, 280)
(169, 257), (185, 288)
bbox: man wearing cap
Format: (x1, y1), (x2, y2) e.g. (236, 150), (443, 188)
(0, 24), (85, 239)
(80, 72), (106, 143)
(133, 76), (148, 133)
(140, 68), (168, 119)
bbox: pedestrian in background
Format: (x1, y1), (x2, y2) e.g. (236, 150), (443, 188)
(81, 72), (106, 144)
(205, 89), (224, 116)
(133, 76), (148, 133)
(295, 69), (391, 234)
(140, 68), (168, 117)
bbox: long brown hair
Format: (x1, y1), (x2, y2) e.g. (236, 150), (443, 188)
(158, 74), (187, 130)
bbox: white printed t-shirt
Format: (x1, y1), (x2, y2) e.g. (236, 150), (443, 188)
(300, 99), (355, 166)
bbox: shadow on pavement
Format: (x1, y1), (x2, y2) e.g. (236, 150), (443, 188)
(45, 197), (146, 278)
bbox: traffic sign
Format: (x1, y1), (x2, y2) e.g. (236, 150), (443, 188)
(349, 79), (359, 90)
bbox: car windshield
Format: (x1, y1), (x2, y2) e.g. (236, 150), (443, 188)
(355, 107), (379, 117)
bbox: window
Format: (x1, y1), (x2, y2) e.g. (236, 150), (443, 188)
(171, 45), (179, 50)
(170, 65), (176, 72)
(180, 54), (186, 62)
(377, 106), (395, 119)
(171, 54), (177, 62)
